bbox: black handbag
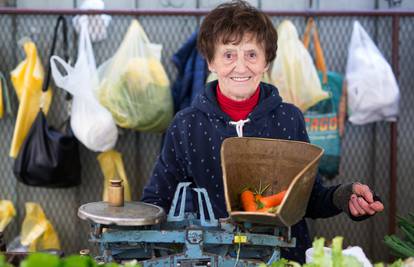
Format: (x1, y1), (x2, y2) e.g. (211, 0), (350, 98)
(13, 16), (81, 188)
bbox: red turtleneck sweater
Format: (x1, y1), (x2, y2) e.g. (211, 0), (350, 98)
(216, 84), (260, 121)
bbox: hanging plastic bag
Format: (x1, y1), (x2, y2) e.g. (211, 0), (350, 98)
(13, 16), (82, 188)
(0, 200), (16, 232)
(51, 18), (118, 152)
(98, 149), (131, 202)
(302, 18), (344, 179)
(20, 202), (60, 252)
(9, 40), (53, 158)
(72, 0), (111, 42)
(268, 20), (329, 112)
(346, 21), (400, 124)
(98, 19), (173, 132)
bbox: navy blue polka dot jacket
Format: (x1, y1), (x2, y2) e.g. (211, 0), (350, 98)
(142, 80), (343, 262)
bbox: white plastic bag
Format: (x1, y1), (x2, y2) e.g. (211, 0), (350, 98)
(346, 21), (400, 125)
(306, 246), (371, 267)
(268, 20), (329, 112)
(51, 18), (118, 152)
(72, 0), (111, 42)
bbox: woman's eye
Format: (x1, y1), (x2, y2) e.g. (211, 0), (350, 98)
(248, 52), (256, 59)
(224, 53), (233, 59)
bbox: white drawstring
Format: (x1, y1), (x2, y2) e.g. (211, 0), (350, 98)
(229, 118), (250, 137)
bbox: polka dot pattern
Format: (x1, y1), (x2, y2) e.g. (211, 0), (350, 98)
(142, 81), (339, 260)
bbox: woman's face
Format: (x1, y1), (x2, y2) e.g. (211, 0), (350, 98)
(208, 34), (268, 101)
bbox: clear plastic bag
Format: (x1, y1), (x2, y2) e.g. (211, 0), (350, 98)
(98, 19), (173, 132)
(51, 18), (118, 151)
(268, 20), (329, 112)
(7, 236), (29, 252)
(346, 21), (399, 124)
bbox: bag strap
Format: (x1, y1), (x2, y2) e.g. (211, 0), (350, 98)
(303, 17), (328, 84)
(42, 16), (70, 96)
(0, 72), (13, 117)
(338, 80), (347, 137)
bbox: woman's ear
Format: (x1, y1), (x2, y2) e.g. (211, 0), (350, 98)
(263, 63), (270, 73)
(207, 61), (216, 73)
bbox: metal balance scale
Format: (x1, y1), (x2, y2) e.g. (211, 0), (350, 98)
(78, 138), (324, 266)
(79, 182), (295, 266)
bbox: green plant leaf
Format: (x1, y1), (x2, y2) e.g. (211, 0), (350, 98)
(62, 255), (98, 267)
(388, 259), (403, 267)
(21, 253), (60, 267)
(331, 236), (343, 267)
(311, 237), (332, 267)
(0, 254), (13, 267)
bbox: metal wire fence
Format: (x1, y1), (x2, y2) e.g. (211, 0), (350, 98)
(0, 9), (412, 263)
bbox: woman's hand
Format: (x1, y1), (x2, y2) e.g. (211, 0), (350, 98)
(349, 183), (384, 217)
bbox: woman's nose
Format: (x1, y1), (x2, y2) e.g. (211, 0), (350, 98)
(234, 56), (248, 72)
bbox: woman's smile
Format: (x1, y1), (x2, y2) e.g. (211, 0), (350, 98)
(207, 34), (269, 101)
(230, 76), (251, 82)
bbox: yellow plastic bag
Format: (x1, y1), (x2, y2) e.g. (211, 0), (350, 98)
(0, 200), (16, 232)
(9, 40), (52, 158)
(98, 150), (132, 201)
(20, 202), (60, 251)
(268, 20), (328, 112)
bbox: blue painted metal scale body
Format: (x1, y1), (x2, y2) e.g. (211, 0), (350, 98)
(80, 182), (296, 266)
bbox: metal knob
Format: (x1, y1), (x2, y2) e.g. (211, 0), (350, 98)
(79, 249), (90, 256)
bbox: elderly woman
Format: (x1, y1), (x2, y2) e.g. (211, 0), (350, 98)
(142, 0), (383, 263)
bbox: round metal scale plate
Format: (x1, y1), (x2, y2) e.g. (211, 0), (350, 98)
(78, 201), (166, 226)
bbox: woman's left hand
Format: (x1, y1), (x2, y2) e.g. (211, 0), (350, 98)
(348, 183), (384, 217)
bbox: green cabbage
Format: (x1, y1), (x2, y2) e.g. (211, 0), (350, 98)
(99, 57), (173, 132)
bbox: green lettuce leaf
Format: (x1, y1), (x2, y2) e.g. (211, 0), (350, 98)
(332, 236), (343, 267)
(312, 238), (332, 267)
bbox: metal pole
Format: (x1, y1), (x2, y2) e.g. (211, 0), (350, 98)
(389, 14), (399, 238)
(0, 8), (414, 17)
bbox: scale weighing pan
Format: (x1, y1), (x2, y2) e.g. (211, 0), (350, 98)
(221, 137), (324, 227)
(78, 201), (165, 226)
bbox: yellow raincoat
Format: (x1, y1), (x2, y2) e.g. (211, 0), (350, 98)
(9, 40), (52, 158)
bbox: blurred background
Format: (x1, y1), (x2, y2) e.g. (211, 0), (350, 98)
(0, 0), (413, 264)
